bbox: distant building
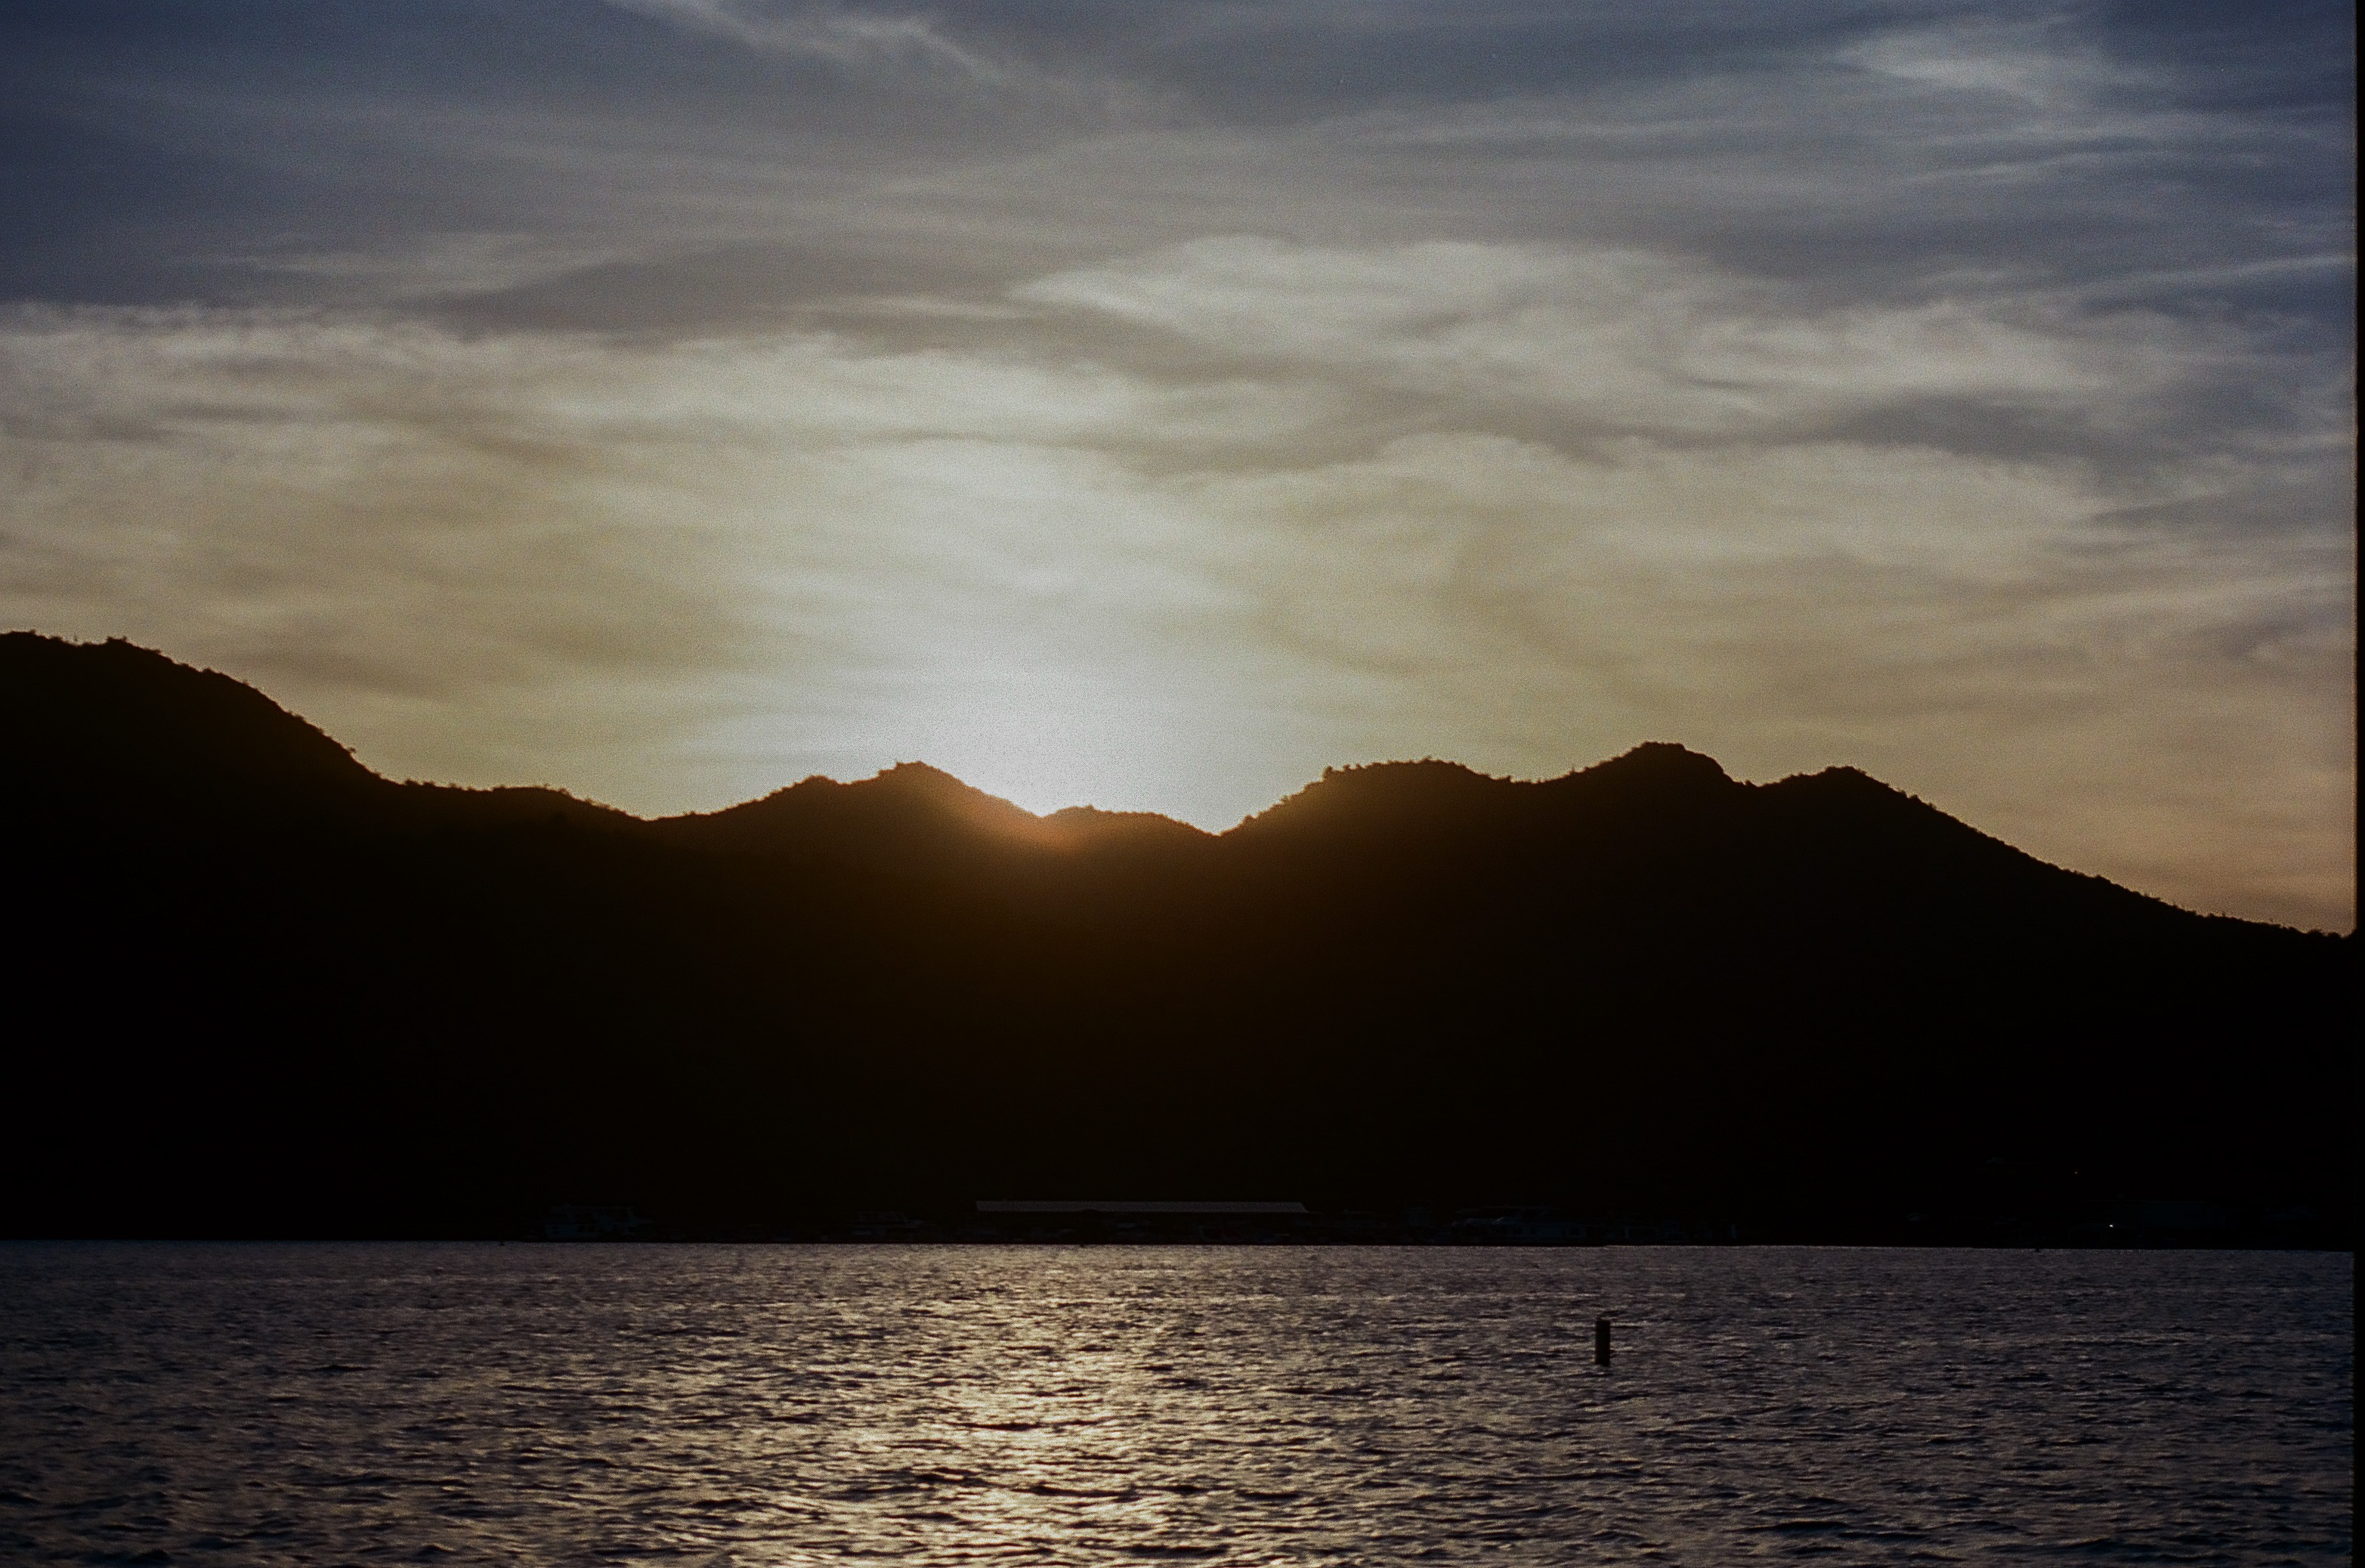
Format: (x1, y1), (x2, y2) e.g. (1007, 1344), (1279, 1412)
(972, 1199), (1310, 1242)
(1449, 1208), (1593, 1244)
(975, 1201), (1309, 1216)
(848, 1211), (927, 1240)
(542, 1204), (652, 1240)
(1446, 1208), (1690, 1244)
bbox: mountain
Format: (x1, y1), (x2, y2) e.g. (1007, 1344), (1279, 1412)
(650, 761), (1217, 911)
(2, 632), (2351, 1240)
(0, 629), (641, 833)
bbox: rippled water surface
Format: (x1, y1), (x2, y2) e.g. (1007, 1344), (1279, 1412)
(0, 1245), (2349, 1565)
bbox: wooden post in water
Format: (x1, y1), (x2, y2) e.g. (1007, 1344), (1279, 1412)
(1594, 1316), (1612, 1366)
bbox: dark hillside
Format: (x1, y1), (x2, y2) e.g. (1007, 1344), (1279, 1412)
(2, 632), (376, 804)
(2, 633), (2351, 1239)
(0, 632), (645, 837)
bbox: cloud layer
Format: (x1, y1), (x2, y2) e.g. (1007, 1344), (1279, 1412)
(1, 2), (2352, 926)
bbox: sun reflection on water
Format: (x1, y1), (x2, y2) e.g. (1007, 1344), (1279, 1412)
(0, 1244), (2350, 1565)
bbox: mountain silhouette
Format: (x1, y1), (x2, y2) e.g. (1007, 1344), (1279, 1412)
(653, 761), (1216, 900)
(2, 632), (2351, 1240)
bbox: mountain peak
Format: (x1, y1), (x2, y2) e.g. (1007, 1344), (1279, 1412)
(859, 762), (1048, 837)
(872, 759), (972, 791)
(1253, 757), (1502, 818)
(1596, 741), (1730, 781)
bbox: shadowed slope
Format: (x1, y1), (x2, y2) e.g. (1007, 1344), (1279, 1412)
(0, 632), (640, 836)
(2, 633), (2351, 1238)
(1, 632), (375, 799)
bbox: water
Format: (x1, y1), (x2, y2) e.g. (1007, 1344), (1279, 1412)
(0, 1245), (2348, 1566)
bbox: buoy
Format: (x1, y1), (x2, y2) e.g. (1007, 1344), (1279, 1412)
(1595, 1316), (1612, 1366)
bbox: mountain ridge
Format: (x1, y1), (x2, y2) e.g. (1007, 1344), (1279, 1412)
(2, 631), (2351, 1239)
(0, 632), (2258, 930)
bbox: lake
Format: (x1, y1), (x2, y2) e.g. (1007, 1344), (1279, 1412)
(0, 1244), (2349, 1564)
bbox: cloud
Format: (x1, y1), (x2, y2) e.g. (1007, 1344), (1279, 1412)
(1, 291), (2348, 926)
(607, 0), (1016, 84)
(1845, 17), (2151, 112)
(1017, 237), (2243, 445)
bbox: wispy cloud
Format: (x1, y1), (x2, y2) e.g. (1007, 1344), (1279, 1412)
(608, 0), (1013, 82)
(1846, 17), (2150, 111)
(1017, 237), (2243, 442)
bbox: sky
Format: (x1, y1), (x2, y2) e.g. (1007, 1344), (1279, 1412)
(1, 1), (2353, 929)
